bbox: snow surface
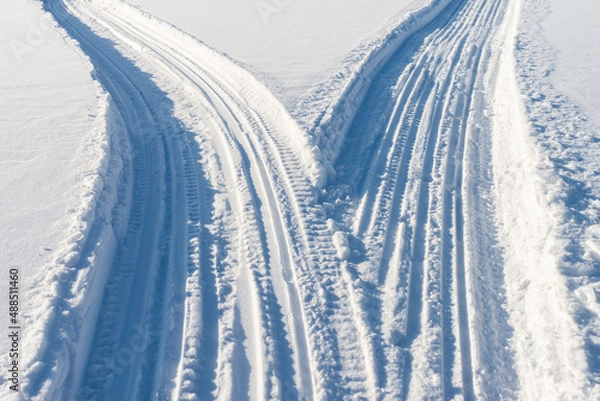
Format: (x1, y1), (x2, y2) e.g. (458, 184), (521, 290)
(542, 0), (600, 124)
(512, 0), (600, 396)
(492, 1), (592, 398)
(1, 0), (600, 399)
(126, 0), (421, 104)
(0, 2), (116, 400)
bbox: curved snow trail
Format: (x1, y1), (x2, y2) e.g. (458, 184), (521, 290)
(41, 2), (195, 400)
(326, 0), (519, 398)
(37, 0), (381, 399)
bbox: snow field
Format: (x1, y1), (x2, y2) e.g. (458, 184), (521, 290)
(541, 0), (600, 125)
(4, 0), (599, 399)
(0, 2), (130, 399)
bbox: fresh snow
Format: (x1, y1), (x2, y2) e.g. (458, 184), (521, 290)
(1, 0), (599, 400)
(491, 1), (592, 398)
(0, 2), (119, 400)
(542, 0), (600, 123)
(125, 0), (421, 104)
(511, 0), (600, 396)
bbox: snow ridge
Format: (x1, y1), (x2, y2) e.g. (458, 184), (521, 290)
(17, 74), (131, 400)
(497, 0), (600, 397)
(293, 0), (453, 183)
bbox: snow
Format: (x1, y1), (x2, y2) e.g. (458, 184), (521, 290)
(491, 1), (592, 398)
(1, 0), (600, 399)
(294, 0), (454, 183)
(0, 1), (120, 400)
(125, 0), (420, 104)
(0, 2), (97, 283)
(332, 231), (350, 260)
(514, 0), (600, 394)
(586, 225), (600, 262)
(542, 0), (600, 124)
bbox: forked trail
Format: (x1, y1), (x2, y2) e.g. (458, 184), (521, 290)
(34, 0), (524, 399)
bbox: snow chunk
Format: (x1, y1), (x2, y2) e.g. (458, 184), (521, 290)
(584, 225), (600, 261)
(332, 231), (350, 261)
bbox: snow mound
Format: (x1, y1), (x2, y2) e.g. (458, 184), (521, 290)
(584, 225), (600, 262)
(332, 231), (351, 261)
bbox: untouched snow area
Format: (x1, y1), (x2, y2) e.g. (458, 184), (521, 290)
(125, 0), (422, 104)
(0, 2), (123, 400)
(542, 0), (600, 123)
(1, 0), (599, 399)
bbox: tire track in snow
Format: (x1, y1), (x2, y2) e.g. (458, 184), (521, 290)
(93, 7), (379, 399)
(71, 12), (296, 401)
(327, 0), (511, 398)
(43, 3), (216, 400)
(39, 0), (519, 398)
(46, 0), (371, 399)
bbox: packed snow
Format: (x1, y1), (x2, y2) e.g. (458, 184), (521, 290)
(1, 0), (599, 400)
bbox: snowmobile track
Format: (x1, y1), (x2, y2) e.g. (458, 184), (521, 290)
(35, 0), (528, 399)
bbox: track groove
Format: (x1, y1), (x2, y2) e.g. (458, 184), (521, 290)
(37, 0), (518, 399)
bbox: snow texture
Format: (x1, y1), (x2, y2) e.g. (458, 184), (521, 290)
(1, 0), (599, 399)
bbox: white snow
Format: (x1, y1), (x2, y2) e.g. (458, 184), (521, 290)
(514, 0), (600, 395)
(0, 1), (120, 400)
(125, 0), (420, 104)
(1, 0), (600, 399)
(332, 231), (350, 260)
(491, 1), (592, 398)
(542, 0), (600, 124)
(585, 225), (600, 262)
